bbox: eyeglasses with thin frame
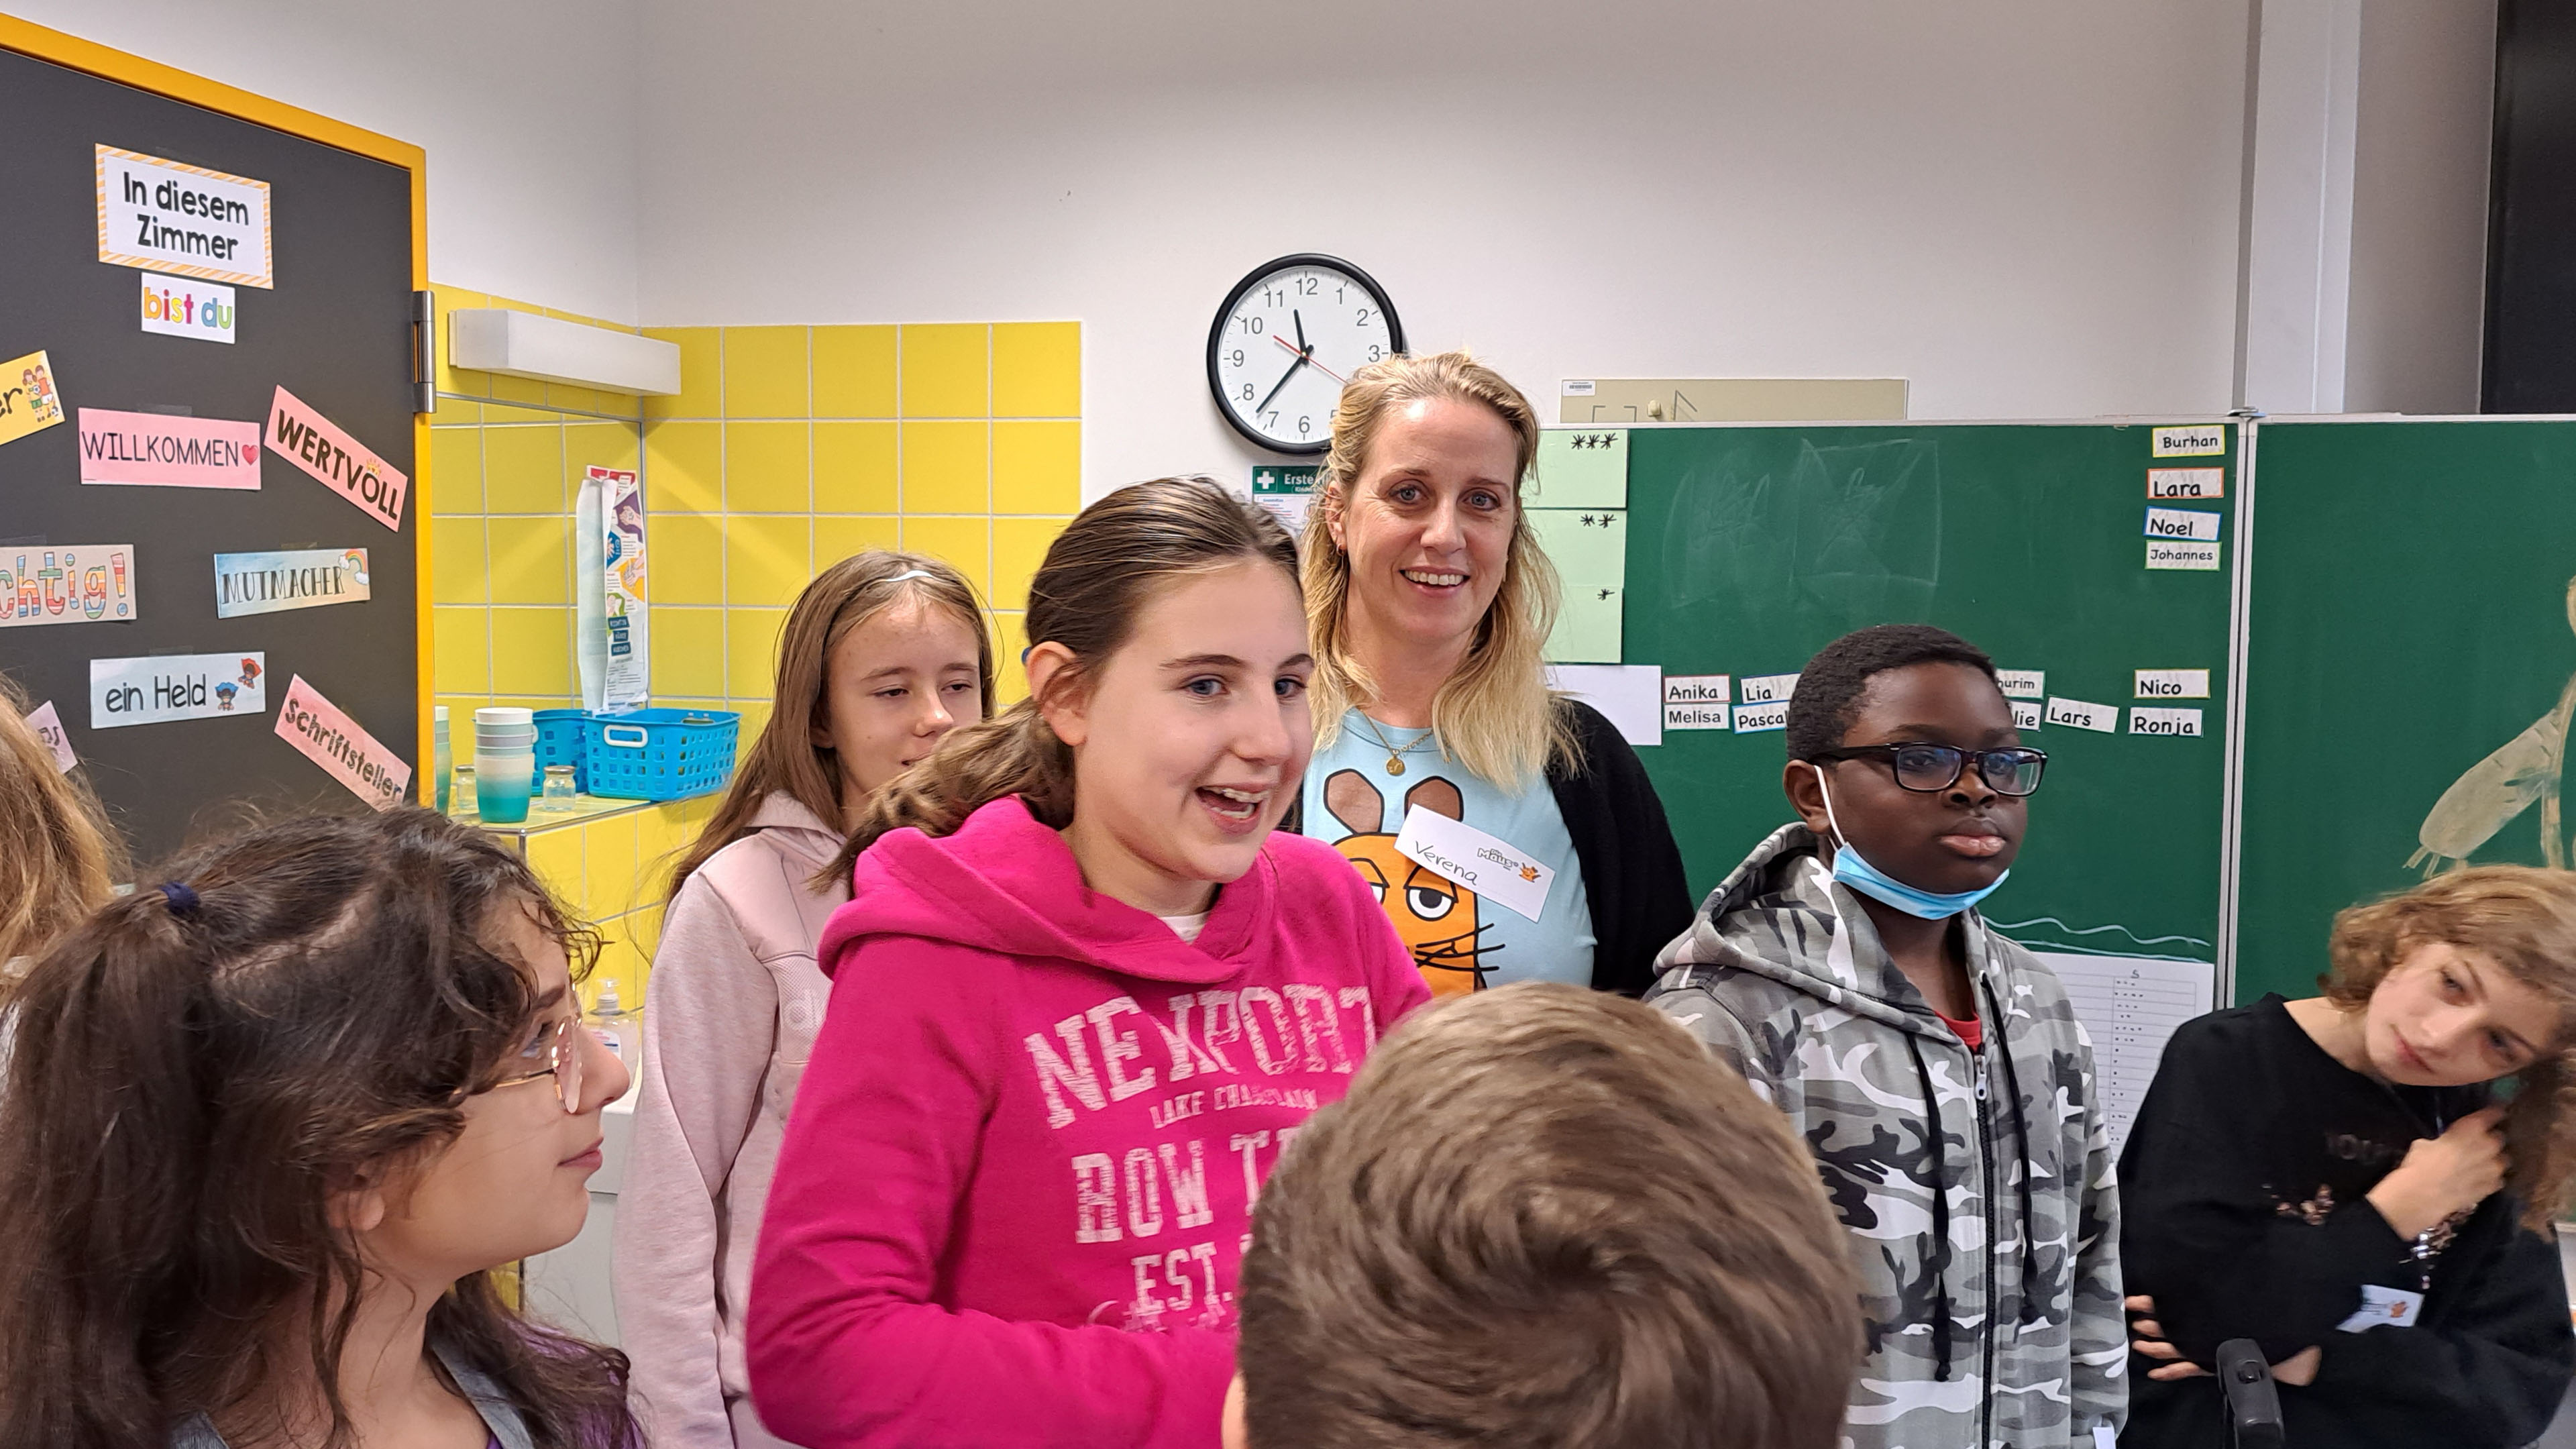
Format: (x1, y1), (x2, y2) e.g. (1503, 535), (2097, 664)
(487, 1014), (589, 1114)
(1811, 742), (2049, 797)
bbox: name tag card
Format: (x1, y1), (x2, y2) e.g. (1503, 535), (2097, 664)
(1394, 805), (1554, 923)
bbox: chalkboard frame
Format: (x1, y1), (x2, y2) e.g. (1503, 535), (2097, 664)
(1, 15), (431, 861)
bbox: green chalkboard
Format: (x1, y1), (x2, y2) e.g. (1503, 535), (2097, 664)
(2237, 419), (2576, 1002)
(1617, 421), (2241, 969)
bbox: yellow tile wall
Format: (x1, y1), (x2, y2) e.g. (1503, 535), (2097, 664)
(430, 290), (1083, 995)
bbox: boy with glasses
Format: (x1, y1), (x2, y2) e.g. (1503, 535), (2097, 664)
(1647, 625), (2125, 1449)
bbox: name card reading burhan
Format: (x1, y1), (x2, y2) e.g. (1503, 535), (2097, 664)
(2151, 425), (2226, 458)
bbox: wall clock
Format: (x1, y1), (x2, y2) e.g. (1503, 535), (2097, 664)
(1207, 254), (1404, 455)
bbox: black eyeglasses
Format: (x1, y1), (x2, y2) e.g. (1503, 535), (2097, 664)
(1811, 742), (2048, 797)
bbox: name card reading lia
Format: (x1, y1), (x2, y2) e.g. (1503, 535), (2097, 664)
(91, 651), (265, 729)
(1739, 672), (1799, 704)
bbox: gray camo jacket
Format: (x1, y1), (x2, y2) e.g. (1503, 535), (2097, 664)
(1646, 824), (2125, 1449)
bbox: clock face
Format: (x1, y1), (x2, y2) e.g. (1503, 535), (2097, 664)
(1207, 254), (1405, 455)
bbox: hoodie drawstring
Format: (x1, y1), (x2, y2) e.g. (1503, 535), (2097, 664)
(1982, 978), (2039, 1327)
(1902, 1031), (1953, 1381)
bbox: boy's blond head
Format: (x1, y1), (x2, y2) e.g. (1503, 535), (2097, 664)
(1236, 982), (1861, 1449)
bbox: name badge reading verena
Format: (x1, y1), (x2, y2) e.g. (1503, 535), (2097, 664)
(2334, 1284), (2425, 1333)
(1393, 804), (1554, 922)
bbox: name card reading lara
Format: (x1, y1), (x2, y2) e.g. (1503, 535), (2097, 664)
(2134, 669), (2210, 699)
(1994, 669), (2046, 700)
(0, 350), (66, 448)
(2151, 424), (2226, 458)
(2011, 700), (2045, 731)
(276, 676), (412, 810)
(2045, 696), (2119, 733)
(140, 272), (236, 343)
(95, 146), (274, 288)
(1664, 702), (1731, 732)
(2147, 539), (2222, 572)
(23, 701), (77, 773)
(1733, 700), (1791, 733)
(267, 387), (408, 530)
(1, 545), (137, 627)
(91, 652), (264, 729)
(2144, 507), (2221, 541)
(214, 549), (369, 619)
(1739, 672), (1799, 704)
(2130, 706), (2204, 738)
(78, 409), (261, 489)
(2147, 468), (2223, 500)
(1394, 804), (1554, 923)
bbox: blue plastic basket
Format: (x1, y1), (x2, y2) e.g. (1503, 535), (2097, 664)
(532, 709), (591, 792)
(582, 708), (741, 801)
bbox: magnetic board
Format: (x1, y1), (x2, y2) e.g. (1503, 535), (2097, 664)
(2236, 417), (2576, 1002)
(1615, 421), (2242, 974)
(0, 28), (425, 863)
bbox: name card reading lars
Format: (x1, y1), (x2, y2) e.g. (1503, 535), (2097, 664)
(2134, 669), (2210, 699)
(2147, 468), (2223, 500)
(1733, 700), (1791, 733)
(1994, 669), (2046, 699)
(2130, 707), (2204, 738)
(2045, 696), (2118, 733)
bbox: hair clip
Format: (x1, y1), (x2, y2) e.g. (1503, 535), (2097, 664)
(157, 881), (202, 918)
(885, 568), (936, 584)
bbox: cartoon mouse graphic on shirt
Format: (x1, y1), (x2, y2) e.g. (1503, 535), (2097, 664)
(1321, 769), (1499, 998)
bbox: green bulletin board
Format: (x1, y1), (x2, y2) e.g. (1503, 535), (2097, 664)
(1607, 421), (2242, 974)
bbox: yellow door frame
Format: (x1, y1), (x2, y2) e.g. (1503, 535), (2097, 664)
(1, 14), (437, 800)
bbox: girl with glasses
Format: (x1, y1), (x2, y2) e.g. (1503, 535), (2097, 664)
(2119, 867), (2576, 1446)
(1645, 623), (2124, 1449)
(618, 551), (993, 1449)
(0, 808), (635, 1449)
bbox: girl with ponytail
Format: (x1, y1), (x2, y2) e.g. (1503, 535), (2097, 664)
(0, 807), (634, 1449)
(745, 477), (1428, 1449)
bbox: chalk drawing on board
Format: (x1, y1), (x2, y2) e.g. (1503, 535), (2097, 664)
(1658, 439), (1940, 637)
(1990, 916), (2214, 965)
(2408, 576), (2576, 875)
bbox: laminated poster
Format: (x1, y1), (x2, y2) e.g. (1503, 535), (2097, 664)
(95, 145), (275, 289)
(578, 466), (649, 712)
(274, 675), (411, 810)
(1, 544), (138, 628)
(0, 350), (66, 447)
(91, 651), (264, 730)
(213, 548), (369, 619)
(266, 386), (408, 531)
(78, 409), (261, 489)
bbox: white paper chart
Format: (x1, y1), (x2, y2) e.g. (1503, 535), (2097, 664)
(2033, 953), (2216, 1153)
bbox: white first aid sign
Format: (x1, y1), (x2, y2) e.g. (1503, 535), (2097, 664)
(96, 146), (274, 288)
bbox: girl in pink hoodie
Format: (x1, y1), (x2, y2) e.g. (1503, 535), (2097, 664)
(619, 552), (995, 1449)
(748, 477), (1430, 1449)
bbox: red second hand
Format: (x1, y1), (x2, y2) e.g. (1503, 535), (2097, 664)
(1273, 333), (1348, 385)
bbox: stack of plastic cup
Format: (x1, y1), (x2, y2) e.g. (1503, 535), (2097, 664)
(472, 706), (537, 823)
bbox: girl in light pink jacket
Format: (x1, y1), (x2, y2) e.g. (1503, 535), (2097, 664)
(617, 551), (994, 1449)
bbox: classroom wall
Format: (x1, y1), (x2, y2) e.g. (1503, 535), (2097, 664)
(6, 0), (645, 324)
(630, 0), (2259, 496)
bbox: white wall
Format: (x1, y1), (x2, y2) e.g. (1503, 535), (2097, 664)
(633, 0), (2257, 496)
(2345, 0), (2497, 414)
(9, 0), (643, 324)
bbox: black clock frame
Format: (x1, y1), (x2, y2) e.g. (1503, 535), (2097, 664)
(1205, 253), (1405, 455)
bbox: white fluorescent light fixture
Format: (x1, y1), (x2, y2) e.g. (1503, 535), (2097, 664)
(449, 308), (682, 395)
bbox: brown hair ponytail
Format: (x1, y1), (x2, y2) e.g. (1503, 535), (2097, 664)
(820, 476), (1296, 887)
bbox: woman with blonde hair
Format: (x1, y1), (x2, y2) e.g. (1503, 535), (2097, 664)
(2120, 865), (2576, 1447)
(618, 550), (994, 1449)
(1298, 350), (1688, 997)
(0, 672), (123, 972)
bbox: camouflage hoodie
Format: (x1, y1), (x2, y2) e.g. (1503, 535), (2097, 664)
(1645, 823), (2125, 1449)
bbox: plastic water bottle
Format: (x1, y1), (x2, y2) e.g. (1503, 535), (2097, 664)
(590, 979), (639, 1077)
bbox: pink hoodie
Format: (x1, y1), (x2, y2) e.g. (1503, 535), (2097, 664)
(747, 796), (1427, 1449)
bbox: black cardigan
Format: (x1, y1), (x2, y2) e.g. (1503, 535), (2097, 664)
(1546, 698), (1695, 996)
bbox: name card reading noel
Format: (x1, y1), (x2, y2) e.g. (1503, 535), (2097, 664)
(91, 651), (265, 729)
(95, 146), (274, 288)
(267, 387), (408, 530)
(78, 409), (261, 490)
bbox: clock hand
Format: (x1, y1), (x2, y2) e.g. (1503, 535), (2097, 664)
(1293, 309), (1308, 353)
(1273, 333), (1348, 386)
(1253, 351), (1307, 415)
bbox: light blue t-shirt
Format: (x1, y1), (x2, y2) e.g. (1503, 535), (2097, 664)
(1298, 708), (1595, 998)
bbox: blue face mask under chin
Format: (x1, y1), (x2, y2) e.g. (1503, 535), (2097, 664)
(1813, 771), (2009, 920)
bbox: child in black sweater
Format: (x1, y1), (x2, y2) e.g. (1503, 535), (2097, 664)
(2119, 865), (2576, 1447)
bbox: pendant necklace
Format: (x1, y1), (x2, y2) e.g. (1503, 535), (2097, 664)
(1353, 714), (1436, 777)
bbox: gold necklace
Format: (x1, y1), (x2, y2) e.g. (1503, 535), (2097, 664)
(1352, 714), (1436, 777)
